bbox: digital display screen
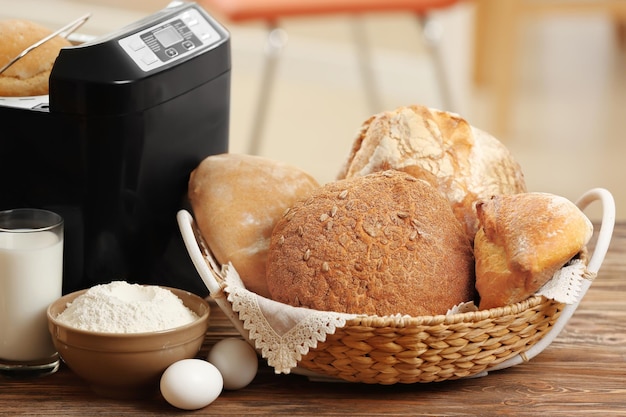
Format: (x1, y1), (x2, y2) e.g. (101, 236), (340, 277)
(153, 25), (183, 48)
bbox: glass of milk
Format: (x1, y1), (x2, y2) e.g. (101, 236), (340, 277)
(0, 209), (63, 377)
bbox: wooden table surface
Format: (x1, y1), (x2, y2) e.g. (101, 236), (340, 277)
(2, 223), (625, 416)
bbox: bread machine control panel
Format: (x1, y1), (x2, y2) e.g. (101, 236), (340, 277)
(118, 8), (222, 72)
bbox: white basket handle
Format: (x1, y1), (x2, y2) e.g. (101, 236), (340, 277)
(485, 188), (615, 374)
(177, 209), (222, 295)
(176, 210), (254, 340)
(177, 209), (254, 341)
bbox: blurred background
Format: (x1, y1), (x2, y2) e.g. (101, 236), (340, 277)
(1, 0), (624, 221)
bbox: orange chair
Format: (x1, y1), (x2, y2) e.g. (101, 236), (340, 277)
(198, 0), (461, 154)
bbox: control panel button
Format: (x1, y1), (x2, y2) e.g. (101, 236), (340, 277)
(140, 51), (158, 65)
(184, 17), (199, 27)
(198, 31), (212, 41)
(129, 39), (146, 51)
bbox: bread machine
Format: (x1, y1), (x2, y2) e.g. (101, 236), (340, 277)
(0, 2), (230, 295)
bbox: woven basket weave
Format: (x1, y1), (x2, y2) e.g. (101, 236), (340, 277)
(178, 188), (614, 384)
(297, 296), (563, 384)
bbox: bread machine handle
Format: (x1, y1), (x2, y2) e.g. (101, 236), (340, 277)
(483, 187), (616, 375)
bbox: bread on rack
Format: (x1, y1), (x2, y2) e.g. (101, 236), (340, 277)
(0, 19), (72, 96)
(266, 170), (475, 317)
(188, 153), (320, 297)
(337, 105), (527, 240)
(474, 192), (594, 309)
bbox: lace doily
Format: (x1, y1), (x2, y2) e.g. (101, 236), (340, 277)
(220, 264), (357, 374)
(536, 258), (596, 303)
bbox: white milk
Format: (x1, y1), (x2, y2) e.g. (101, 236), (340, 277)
(0, 231), (63, 361)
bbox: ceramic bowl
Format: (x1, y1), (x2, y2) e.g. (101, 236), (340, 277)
(47, 286), (210, 399)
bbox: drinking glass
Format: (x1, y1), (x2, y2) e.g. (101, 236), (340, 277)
(0, 209), (63, 377)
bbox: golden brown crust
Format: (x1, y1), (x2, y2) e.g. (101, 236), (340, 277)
(188, 153), (320, 297)
(266, 170), (475, 316)
(0, 19), (72, 96)
(337, 105), (527, 239)
(474, 192), (594, 309)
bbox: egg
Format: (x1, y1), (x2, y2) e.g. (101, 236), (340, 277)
(160, 359), (223, 410)
(207, 338), (258, 390)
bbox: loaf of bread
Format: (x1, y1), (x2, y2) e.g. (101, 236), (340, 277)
(188, 153), (319, 297)
(474, 192), (593, 309)
(0, 19), (72, 96)
(266, 170), (475, 317)
(337, 105), (527, 239)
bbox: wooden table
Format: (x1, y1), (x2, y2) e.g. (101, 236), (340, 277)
(2, 223), (625, 416)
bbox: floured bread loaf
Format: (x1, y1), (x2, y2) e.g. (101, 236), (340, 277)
(474, 192), (593, 309)
(0, 19), (72, 96)
(337, 105), (527, 239)
(188, 153), (320, 297)
(266, 170), (475, 317)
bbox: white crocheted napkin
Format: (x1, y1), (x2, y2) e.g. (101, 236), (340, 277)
(218, 258), (593, 374)
(536, 258), (596, 303)
(220, 263), (358, 374)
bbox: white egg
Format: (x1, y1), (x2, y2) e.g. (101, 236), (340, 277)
(207, 338), (258, 390)
(160, 359), (223, 410)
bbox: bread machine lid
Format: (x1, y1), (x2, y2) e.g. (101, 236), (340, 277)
(49, 1), (230, 116)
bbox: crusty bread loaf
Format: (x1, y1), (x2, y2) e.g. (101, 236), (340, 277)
(266, 170), (475, 316)
(188, 153), (319, 297)
(0, 19), (72, 96)
(474, 192), (593, 309)
(337, 105), (527, 239)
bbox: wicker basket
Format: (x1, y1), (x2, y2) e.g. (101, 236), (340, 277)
(178, 188), (614, 384)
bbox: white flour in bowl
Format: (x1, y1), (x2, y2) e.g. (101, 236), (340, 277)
(55, 281), (199, 333)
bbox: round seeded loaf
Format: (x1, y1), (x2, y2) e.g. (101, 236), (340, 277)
(266, 170), (475, 316)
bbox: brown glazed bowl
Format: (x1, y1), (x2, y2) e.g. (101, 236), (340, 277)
(47, 287), (210, 399)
